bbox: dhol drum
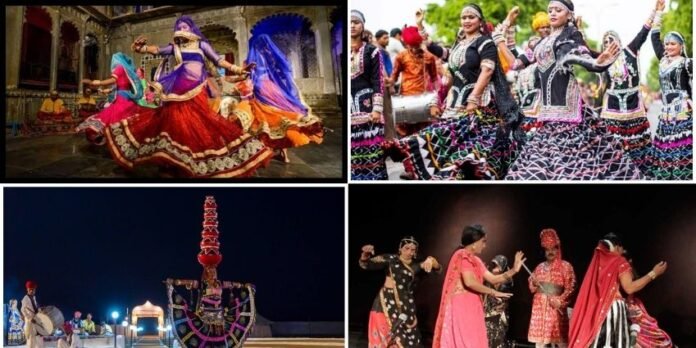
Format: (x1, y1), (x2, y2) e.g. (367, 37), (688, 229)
(391, 92), (436, 124)
(34, 306), (65, 336)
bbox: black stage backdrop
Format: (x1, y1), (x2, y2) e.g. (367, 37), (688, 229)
(349, 185), (696, 347)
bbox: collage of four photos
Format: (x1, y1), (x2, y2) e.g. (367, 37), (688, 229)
(2, 1), (695, 347)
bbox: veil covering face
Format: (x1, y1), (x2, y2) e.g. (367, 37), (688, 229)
(110, 52), (144, 103)
(246, 34), (309, 116)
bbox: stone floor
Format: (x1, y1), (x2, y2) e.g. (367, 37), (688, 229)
(5, 115), (343, 179)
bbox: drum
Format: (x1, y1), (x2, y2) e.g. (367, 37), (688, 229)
(34, 306), (64, 336)
(391, 92), (436, 124)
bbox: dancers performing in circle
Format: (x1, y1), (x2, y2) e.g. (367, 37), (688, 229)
(351, 0), (692, 180)
(70, 14), (324, 178)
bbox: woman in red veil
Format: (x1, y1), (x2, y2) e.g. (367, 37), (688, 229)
(569, 233), (668, 348)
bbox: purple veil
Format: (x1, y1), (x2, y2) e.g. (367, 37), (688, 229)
(246, 34), (308, 115)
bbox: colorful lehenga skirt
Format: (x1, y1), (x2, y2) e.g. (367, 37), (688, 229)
(646, 97), (692, 180)
(77, 94), (146, 145)
(602, 116), (652, 175)
(384, 104), (517, 180)
(168, 286), (255, 348)
(505, 108), (645, 180)
(105, 89), (272, 178)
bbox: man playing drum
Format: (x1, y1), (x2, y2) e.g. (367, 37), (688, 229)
(21, 280), (44, 348)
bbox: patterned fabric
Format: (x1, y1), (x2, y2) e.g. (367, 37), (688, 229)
(603, 117), (652, 173)
(506, 109), (645, 180)
(385, 106), (518, 180)
(105, 90), (272, 178)
(590, 299), (630, 348)
(168, 284), (255, 348)
(351, 42), (387, 180)
(648, 28), (693, 180)
(528, 260), (576, 344)
(360, 254), (427, 348)
(8, 302), (25, 344)
(627, 295), (674, 348)
(484, 279), (512, 348)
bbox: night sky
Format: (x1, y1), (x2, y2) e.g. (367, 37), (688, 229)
(350, 185), (696, 347)
(4, 187), (344, 325)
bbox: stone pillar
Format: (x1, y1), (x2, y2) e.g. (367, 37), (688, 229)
(233, 17), (249, 66)
(313, 8), (336, 94)
(290, 47), (301, 79)
(49, 8), (60, 91)
(78, 20), (87, 94)
(6, 6), (25, 89)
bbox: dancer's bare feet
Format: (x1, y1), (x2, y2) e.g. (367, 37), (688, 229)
(280, 149), (290, 163)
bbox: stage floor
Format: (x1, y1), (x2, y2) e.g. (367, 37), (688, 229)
(8, 336), (345, 348)
(5, 114), (343, 179)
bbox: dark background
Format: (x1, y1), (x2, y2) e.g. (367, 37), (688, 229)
(4, 187), (345, 324)
(349, 185), (696, 347)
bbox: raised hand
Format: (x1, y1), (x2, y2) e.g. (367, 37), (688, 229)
(416, 8), (425, 27)
(361, 244), (375, 256)
(597, 41), (620, 65)
(656, 0), (666, 11)
(507, 6), (520, 25)
(513, 251), (526, 273)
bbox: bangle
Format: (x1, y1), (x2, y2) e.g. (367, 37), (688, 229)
(648, 271), (657, 280)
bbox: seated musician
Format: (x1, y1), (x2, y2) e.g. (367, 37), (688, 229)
(37, 90), (72, 122)
(77, 89), (97, 120)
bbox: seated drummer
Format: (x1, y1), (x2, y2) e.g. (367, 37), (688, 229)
(77, 89), (97, 119)
(37, 90), (72, 122)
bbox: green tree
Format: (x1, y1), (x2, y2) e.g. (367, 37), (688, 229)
(646, 57), (661, 91)
(425, 0), (549, 45)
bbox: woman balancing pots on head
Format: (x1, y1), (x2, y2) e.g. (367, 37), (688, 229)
(433, 224), (526, 347)
(384, 3), (525, 180)
(104, 15), (273, 178)
(499, 0), (645, 180)
(358, 236), (441, 347)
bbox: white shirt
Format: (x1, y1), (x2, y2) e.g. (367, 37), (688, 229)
(386, 37), (405, 65)
(21, 294), (39, 321)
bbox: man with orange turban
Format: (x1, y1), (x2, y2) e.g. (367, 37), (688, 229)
(390, 26), (439, 140)
(528, 229), (576, 348)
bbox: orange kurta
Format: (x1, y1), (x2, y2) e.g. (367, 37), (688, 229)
(391, 49), (438, 96)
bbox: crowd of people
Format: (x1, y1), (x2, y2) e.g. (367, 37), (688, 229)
(359, 228), (672, 348)
(351, 0), (692, 181)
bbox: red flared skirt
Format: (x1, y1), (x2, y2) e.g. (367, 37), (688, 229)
(105, 90), (272, 178)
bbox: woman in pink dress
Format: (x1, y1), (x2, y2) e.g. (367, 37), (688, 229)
(76, 52), (147, 145)
(433, 224), (525, 348)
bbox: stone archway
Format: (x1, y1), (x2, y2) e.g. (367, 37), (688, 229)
(200, 24), (239, 75)
(131, 301), (165, 339)
(250, 13), (318, 79)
